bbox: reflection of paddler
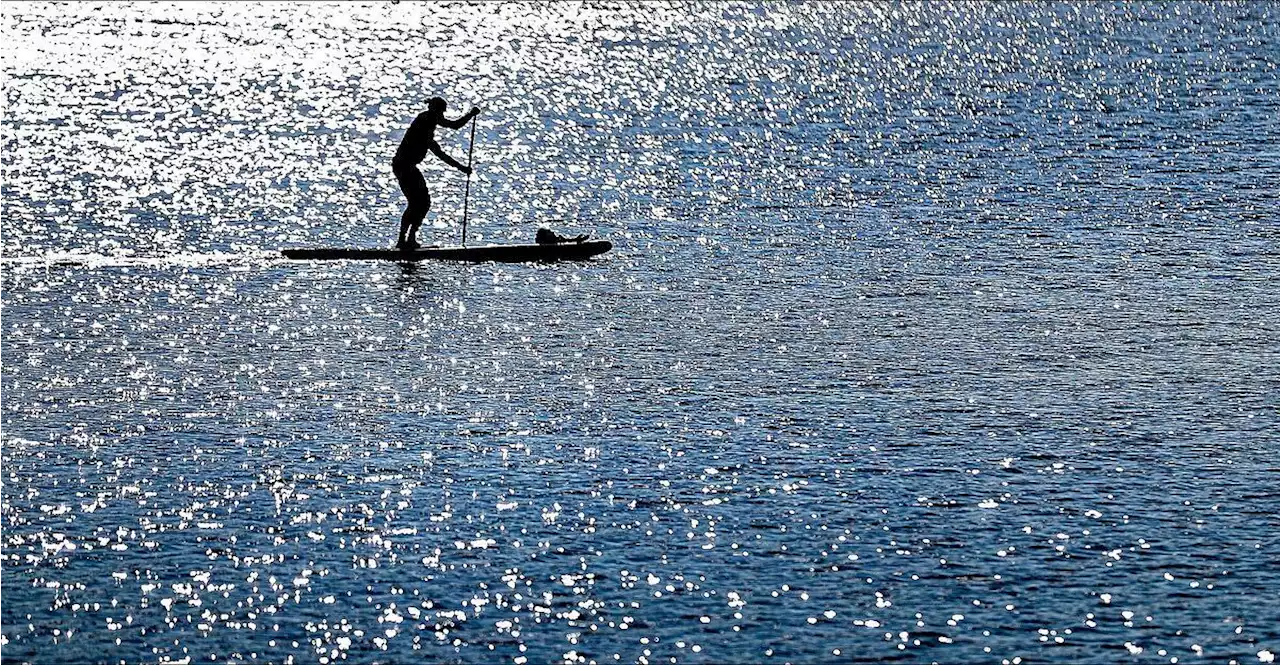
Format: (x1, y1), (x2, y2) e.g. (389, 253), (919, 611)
(392, 97), (478, 250)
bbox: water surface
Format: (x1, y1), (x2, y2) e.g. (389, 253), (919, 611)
(3, 3), (1279, 664)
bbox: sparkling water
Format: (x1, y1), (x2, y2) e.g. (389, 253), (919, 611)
(3, 3), (1278, 663)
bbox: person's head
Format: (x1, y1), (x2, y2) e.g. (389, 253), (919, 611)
(428, 97), (446, 114)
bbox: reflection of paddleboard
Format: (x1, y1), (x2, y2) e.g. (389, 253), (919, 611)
(281, 241), (612, 263)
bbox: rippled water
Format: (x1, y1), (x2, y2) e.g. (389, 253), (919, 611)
(3, 2), (1279, 664)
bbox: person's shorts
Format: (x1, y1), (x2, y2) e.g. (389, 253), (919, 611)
(394, 165), (430, 208)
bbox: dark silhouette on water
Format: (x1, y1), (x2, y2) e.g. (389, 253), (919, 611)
(281, 98), (615, 262)
(536, 227), (589, 244)
(393, 97), (479, 250)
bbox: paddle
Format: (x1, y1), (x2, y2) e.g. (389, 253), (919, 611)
(460, 111), (478, 247)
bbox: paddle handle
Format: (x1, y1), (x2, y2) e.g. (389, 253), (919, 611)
(460, 113), (477, 247)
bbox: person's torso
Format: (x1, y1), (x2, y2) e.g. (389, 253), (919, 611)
(394, 111), (437, 166)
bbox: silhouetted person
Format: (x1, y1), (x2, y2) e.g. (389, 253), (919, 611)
(393, 97), (479, 250)
(536, 227), (588, 244)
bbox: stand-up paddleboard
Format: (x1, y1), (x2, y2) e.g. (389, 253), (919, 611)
(281, 240), (611, 263)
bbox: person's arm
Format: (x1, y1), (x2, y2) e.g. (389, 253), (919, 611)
(439, 107), (480, 130)
(428, 141), (471, 173)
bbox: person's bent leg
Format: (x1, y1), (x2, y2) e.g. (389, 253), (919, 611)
(395, 165), (431, 249)
(404, 211), (424, 248)
(407, 187), (431, 247)
(398, 209), (417, 248)
(395, 165), (417, 248)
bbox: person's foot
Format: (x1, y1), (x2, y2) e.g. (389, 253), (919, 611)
(397, 239), (421, 251)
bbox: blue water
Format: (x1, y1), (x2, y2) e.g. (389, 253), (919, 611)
(3, 3), (1279, 663)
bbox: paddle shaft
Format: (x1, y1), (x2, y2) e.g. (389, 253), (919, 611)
(460, 115), (477, 247)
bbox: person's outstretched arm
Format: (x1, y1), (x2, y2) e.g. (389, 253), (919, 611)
(428, 141), (471, 173)
(440, 107), (480, 130)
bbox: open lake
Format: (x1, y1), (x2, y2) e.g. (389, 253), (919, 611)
(3, 2), (1278, 663)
